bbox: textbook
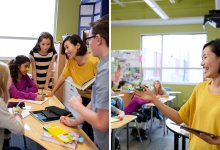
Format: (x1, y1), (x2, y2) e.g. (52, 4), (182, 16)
(73, 77), (95, 91)
(41, 130), (79, 149)
(43, 123), (75, 144)
(171, 123), (217, 138)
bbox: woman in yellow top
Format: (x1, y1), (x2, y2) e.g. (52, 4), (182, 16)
(134, 39), (220, 150)
(48, 34), (99, 141)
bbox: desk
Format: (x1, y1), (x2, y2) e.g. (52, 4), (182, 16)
(167, 91), (182, 110)
(111, 94), (125, 99)
(166, 118), (189, 150)
(111, 115), (137, 150)
(146, 96), (176, 142)
(9, 97), (98, 150)
(113, 91), (133, 107)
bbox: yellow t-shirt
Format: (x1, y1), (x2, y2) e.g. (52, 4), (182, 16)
(63, 54), (99, 97)
(179, 80), (220, 150)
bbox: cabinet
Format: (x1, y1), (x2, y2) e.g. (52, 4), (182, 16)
(78, 0), (109, 38)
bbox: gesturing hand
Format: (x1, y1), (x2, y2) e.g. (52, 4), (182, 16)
(134, 86), (157, 102)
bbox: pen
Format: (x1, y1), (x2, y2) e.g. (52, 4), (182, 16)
(66, 114), (71, 117)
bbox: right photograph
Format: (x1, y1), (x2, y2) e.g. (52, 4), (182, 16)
(111, 0), (220, 150)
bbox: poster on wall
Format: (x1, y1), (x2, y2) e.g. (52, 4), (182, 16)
(111, 50), (142, 86)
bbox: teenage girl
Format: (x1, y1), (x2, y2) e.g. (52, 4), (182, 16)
(29, 32), (57, 90)
(9, 55), (44, 100)
(0, 61), (24, 149)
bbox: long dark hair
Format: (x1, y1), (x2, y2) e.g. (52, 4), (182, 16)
(32, 32), (56, 53)
(8, 55), (30, 85)
(61, 34), (87, 59)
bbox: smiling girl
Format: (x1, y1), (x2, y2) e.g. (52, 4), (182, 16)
(9, 55), (44, 100)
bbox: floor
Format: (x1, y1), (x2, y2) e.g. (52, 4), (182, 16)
(118, 119), (189, 150)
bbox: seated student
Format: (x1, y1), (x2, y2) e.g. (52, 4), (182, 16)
(0, 62), (24, 150)
(8, 55), (44, 100)
(150, 80), (169, 126)
(111, 105), (125, 150)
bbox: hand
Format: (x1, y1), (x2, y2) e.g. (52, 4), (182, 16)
(194, 133), (220, 145)
(46, 91), (53, 97)
(69, 96), (83, 110)
(118, 111), (125, 120)
(134, 86), (157, 102)
(60, 116), (77, 127)
(35, 95), (45, 101)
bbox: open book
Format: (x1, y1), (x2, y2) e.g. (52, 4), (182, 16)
(73, 77), (95, 91)
(171, 123), (217, 138)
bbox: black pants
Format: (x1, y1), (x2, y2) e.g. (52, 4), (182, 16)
(81, 96), (94, 141)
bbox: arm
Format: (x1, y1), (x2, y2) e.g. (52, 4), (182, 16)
(9, 82), (37, 100)
(44, 56), (56, 90)
(134, 86), (183, 124)
(30, 59), (37, 85)
(48, 72), (66, 96)
(23, 75), (38, 93)
(68, 96), (109, 131)
(0, 100), (24, 134)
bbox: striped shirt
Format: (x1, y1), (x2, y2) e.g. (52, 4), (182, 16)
(29, 49), (57, 89)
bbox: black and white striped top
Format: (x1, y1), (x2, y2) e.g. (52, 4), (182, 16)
(29, 49), (57, 89)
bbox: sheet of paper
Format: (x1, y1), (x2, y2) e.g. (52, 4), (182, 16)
(18, 98), (49, 105)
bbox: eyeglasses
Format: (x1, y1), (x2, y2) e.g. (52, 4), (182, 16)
(85, 35), (96, 43)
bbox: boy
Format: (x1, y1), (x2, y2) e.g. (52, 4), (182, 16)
(60, 15), (109, 150)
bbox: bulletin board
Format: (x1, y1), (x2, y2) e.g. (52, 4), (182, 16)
(111, 50), (142, 85)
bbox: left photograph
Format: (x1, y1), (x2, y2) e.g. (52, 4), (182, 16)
(0, 0), (109, 150)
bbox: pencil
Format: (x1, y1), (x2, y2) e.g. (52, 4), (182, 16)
(66, 113), (71, 117)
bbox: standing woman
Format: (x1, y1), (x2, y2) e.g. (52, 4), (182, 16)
(134, 39), (220, 150)
(48, 34), (99, 141)
(29, 32), (57, 90)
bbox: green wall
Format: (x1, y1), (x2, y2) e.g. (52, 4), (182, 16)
(112, 24), (220, 107)
(55, 0), (80, 42)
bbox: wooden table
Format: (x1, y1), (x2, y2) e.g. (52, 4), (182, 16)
(111, 115), (137, 150)
(9, 96), (98, 150)
(166, 118), (189, 150)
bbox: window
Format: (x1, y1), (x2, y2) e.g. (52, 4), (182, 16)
(141, 34), (207, 84)
(0, 0), (57, 58)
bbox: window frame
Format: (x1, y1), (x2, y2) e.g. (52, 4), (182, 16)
(141, 32), (207, 85)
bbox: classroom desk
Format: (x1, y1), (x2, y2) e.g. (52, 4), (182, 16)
(166, 118), (189, 150)
(9, 97), (98, 150)
(167, 91), (182, 110)
(111, 115), (137, 150)
(146, 96), (176, 142)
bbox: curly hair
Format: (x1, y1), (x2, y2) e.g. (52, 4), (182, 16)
(8, 55), (30, 85)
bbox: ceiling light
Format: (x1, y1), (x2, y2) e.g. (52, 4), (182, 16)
(144, 0), (169, 20)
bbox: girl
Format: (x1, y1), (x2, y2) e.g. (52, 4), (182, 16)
(9, 55), (44, 100)
(0, 61), (24, 149)
(48, 34), (99, 141)
(151, 80), (168, 98)
(29, 32), (57, 90)
(134, 39), (220, 150)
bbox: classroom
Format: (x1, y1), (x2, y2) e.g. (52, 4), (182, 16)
(0, 0), (108, 150)
(111, 0), (220, 150)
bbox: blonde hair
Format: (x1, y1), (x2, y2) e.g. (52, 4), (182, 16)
(0, 61), (10, 103)
(153, 80), (164, 95)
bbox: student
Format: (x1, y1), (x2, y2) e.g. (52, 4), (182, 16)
(60, 15), (109, 150)
(48, 34), (99, 141)
(29, 32), (57, 90)
(9, 55), (44, 100)
(111, 105), (125, 150)
(134, 39), (220, 150)
(0, 62), (24, 150)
